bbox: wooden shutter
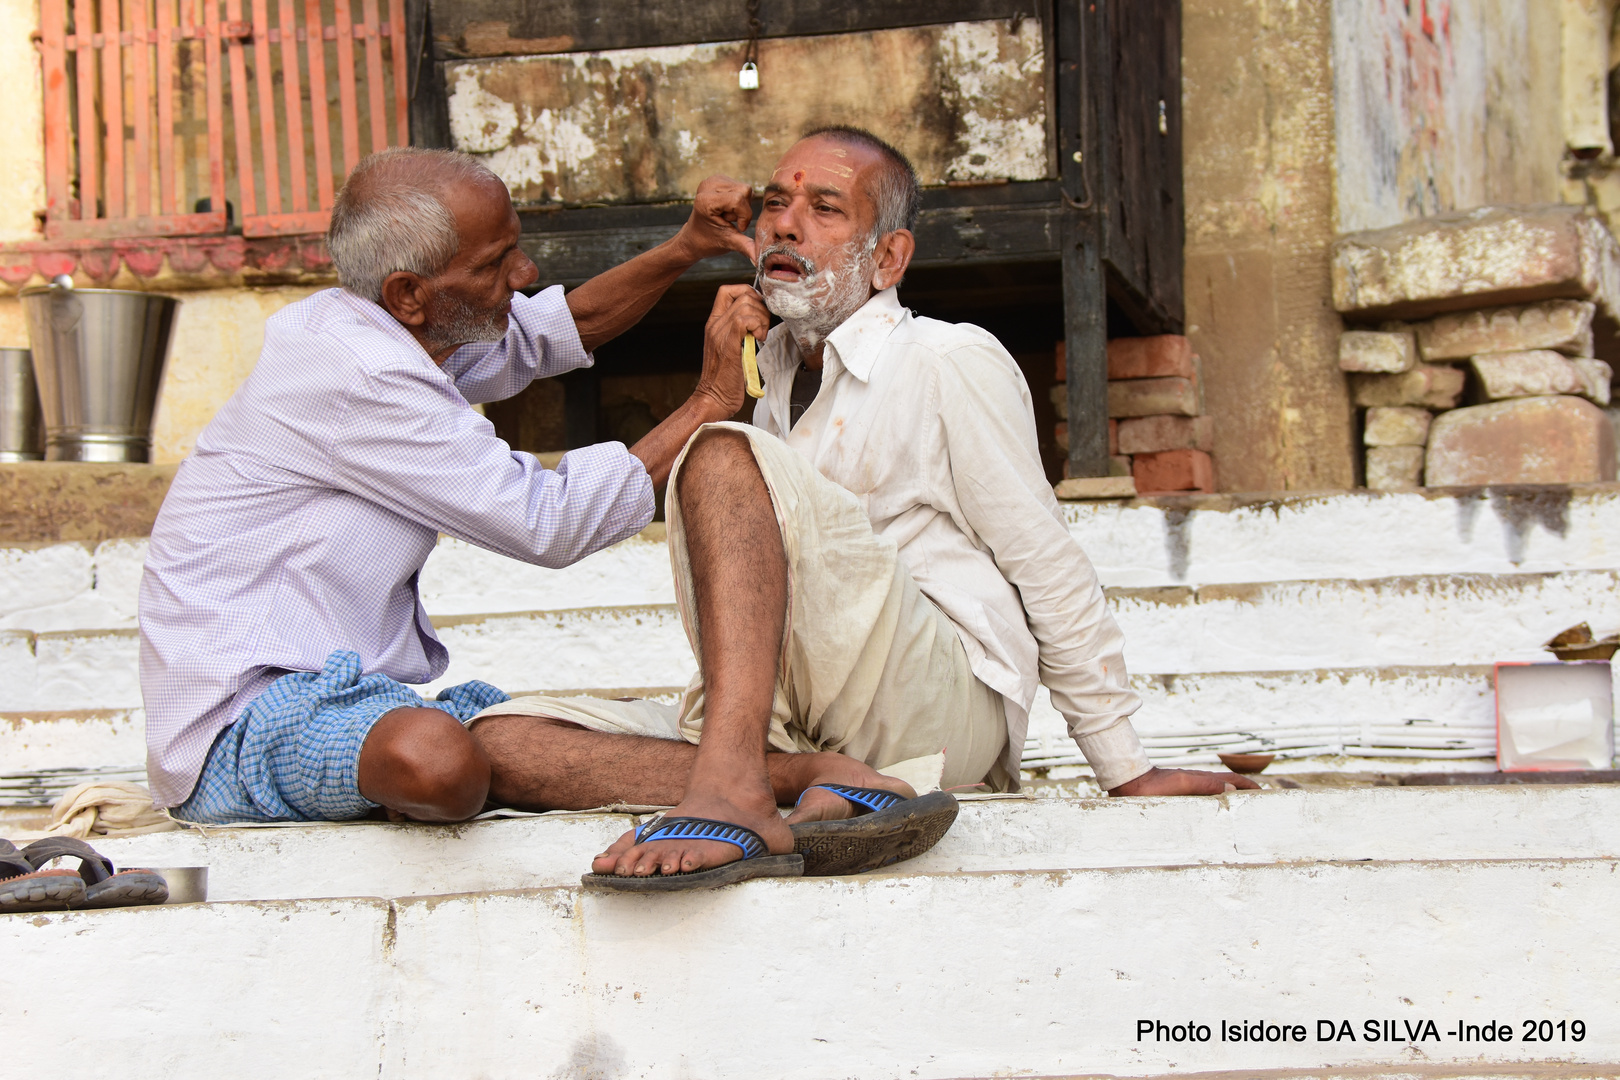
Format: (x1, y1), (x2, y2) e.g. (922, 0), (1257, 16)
(38, 0), (411, 242)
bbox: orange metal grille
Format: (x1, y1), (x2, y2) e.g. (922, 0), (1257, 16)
(39, 0), (410, 241)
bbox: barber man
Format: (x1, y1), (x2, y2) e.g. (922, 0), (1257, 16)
(137, 148), (764, 824)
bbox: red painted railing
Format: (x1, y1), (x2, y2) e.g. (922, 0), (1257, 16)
(38, 0), (409, 242)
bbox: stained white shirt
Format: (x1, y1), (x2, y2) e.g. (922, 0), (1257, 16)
(139, 286), (655, 807)
(751, 287), (1152, 789)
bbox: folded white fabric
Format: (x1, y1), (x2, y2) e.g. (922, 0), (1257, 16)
(46, 781), (180, 838)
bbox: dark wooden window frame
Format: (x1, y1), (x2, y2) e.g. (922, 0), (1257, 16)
(406, 0), (1183, 477)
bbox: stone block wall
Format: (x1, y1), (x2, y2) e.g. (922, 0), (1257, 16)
(1333, 206), (1620, 489)
(1052, 335), (1216, 494)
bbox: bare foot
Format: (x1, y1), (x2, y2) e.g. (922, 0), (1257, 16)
(783, 755), (917, 825)
(591, 784), (794, 878)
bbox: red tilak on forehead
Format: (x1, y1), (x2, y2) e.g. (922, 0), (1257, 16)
(793, 170), (805, 183)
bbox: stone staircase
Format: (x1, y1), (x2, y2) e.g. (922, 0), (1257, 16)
(6, 485), (1620, 804)
(5, 485), (1620, 1077)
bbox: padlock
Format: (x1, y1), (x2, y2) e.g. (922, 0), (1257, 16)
(739, 61), (759, 90)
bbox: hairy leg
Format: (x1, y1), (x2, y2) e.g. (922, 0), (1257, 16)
(597, 430), (795, 876)
(474, 713), (910, 816)
(358, 707), (492, 822)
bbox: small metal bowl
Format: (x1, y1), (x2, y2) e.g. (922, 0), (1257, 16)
(1217, 752), (1275, 775)
(148, 867), (208, 904)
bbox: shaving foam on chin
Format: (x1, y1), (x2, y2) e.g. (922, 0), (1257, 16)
(759, 236), (876, 351)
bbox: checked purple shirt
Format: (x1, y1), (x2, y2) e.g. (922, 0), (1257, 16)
(138, 286), (655, 808)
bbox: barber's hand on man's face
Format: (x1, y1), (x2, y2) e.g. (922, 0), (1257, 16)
(674, 175), (758, 262)
(694, 285), (770, 419)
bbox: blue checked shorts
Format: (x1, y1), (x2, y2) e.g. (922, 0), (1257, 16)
(174, 650), (509, 824)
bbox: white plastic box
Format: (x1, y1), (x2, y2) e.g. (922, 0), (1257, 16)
(1494, 661), (1615, 771)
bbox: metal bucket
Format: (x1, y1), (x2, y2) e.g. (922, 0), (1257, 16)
(19, 281), (179, 462)
(0, 347), (43, 461)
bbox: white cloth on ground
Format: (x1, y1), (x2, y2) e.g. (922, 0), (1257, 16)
(46, 781), (179, 838)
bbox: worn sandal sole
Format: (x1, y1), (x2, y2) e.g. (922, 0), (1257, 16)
(790, 790), (959, 876)
(0, 869), (86, 913)
(80, 870), (169, 909)
(581, 853), (805, 893)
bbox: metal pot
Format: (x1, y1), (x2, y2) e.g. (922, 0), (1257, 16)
(19, 280), (179, 463)
(0, 347), (43, 461)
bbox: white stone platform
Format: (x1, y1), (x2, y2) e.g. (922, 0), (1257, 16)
(6, 786), (1619, 1078)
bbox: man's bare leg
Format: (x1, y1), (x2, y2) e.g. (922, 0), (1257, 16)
(582, 429), (914, 878)
(474, 714), (911, 813)
(588, 429), (793, 875)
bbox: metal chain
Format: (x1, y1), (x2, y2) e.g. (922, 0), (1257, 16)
(744, 0), (761, 66)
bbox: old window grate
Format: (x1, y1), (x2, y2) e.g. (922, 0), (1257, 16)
(38, 0), (410, 242)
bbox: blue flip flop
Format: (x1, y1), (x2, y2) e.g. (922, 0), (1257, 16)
(581, 815), (805, 893)
(789, 784), (959, 876)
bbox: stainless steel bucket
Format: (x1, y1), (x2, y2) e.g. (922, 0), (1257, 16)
(0, 347), (43, 461)
(19, 282), (179, 462)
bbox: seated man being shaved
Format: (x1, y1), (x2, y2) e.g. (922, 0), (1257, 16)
(477, 126), (1255, 888)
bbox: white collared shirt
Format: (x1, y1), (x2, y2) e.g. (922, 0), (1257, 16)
(751, 287), (1151, 788)
(138, 286), (655, 807)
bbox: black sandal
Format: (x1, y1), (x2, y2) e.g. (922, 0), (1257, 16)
(789, 785), (960, 876)
(22, 837), (169, 909)
(0, 838), (85, 913)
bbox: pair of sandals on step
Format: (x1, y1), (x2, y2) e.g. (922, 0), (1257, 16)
(584, 783), (960, 893)
(0, 837), (168, 913)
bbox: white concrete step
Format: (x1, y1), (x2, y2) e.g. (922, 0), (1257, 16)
(5, 567), (1609, 717)
(6, 847), (1617, 1077)
(81, 785), (1620, 901)
(1, 664), (1518, 803)
(6, 487), (1620, 633)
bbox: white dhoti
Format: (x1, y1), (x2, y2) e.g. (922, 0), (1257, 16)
(472, 423), (1011, 791)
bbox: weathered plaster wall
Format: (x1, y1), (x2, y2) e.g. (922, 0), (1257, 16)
(446, 20), (1051, 205)
(1333, 0), (1563, 235)
(1182, 0), (1353, 492)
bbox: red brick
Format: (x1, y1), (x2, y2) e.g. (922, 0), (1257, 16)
(1055, 341), (1066, 382)
(1133, 449), (1216, 493)
(1117, 415), (1214, 454)
(1107, 336), (1197, 380)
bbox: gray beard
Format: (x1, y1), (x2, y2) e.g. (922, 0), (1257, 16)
(424, 292), (510, 355)
(757, 238), (878, 352)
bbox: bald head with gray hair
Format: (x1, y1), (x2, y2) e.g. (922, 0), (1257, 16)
(327, 148), (505, 303)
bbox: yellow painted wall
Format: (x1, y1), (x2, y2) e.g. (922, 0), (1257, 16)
(0, 0), (44, 243)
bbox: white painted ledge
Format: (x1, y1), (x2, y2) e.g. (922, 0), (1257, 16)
(5, 856), (1618, 1077)
(83, 786), (1620, 903)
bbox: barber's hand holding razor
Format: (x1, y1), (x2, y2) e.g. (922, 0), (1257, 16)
(672, 175), (759, 263)
(694, 285), (771, 420)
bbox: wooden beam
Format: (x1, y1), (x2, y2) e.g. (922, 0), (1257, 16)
(1062, 213), (1109, 479)
(516, 182), (1067, 286)
(430, 0), (1034, 58)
